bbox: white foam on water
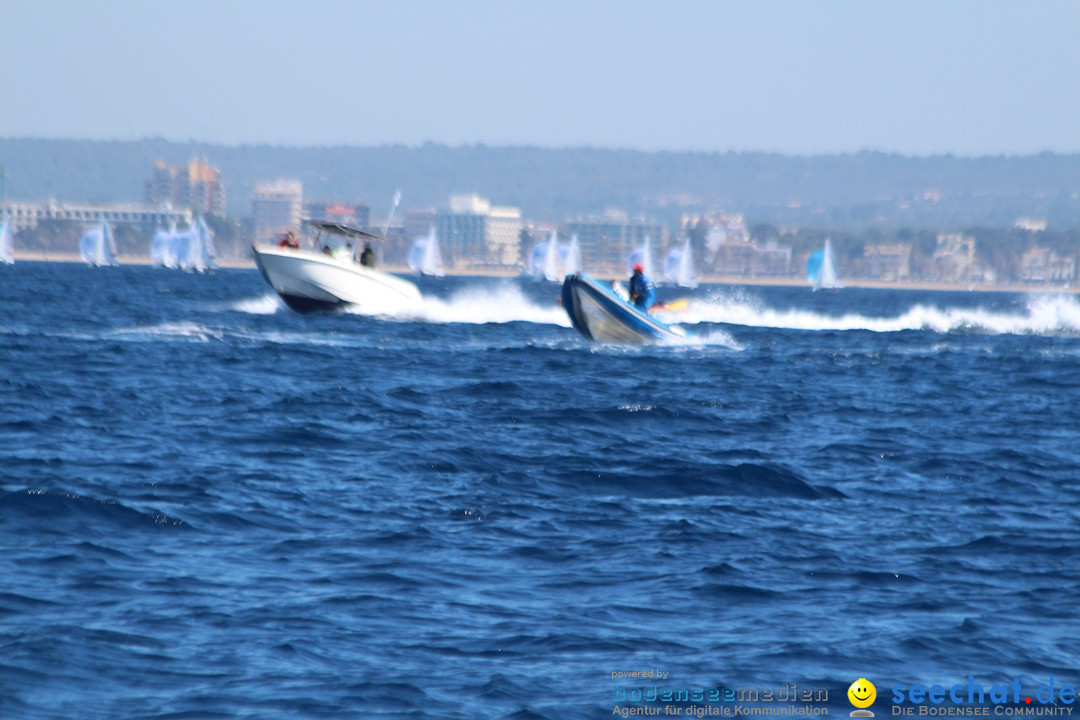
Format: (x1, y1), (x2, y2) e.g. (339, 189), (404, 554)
(676, 291), (1080, 336)
(224, 294), (283, 315)
(230, 328), (364, 348)
(107, 322), (226, 343)
(660, 327), (744, 350)
(353, 284), (571, 326)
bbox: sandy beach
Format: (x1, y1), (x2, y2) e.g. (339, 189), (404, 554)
(11, 251), (1075, 295)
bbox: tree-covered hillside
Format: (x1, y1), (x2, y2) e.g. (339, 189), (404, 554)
(4, 139), (1080, 230)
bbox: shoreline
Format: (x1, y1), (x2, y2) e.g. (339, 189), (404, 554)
(10, 252), (1076, 295)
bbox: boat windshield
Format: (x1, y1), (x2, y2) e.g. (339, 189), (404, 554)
(305, 220), (384, 261)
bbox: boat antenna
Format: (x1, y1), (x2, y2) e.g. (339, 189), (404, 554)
(381, 189), (401, 239)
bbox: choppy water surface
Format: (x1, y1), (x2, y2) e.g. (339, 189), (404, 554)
(1, 263), (1078, 719)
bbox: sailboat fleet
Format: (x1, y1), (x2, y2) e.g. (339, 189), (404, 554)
(0, 196), (725, 345)
(528, 232), (582, 282)
(4, 214), (707, 295)
(151, 217), (218, 272)
(0, 215), (218, 271)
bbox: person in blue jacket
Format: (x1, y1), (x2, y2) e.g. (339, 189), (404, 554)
(628, 263), (655, 311)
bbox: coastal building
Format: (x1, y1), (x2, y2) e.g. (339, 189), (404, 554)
(0, 199), (190, 234)
(564, 210), (667, 274)
(695, 213), (751, 273)
(404, 209), (437, 242)
(932, 232), (978, 282)
(253, 180), (303, 244)
(708, 233), (757, 275)
(701, 213), (790, 276)
(303, 201), (370, 229)
(863, 244), (912, 281)
(436, 194), (522, 269)
(145, 158), (226, 216)
(751, 240), (793, 276)
(1021, 247), (1076, 284)
(708, 235), (793, 276)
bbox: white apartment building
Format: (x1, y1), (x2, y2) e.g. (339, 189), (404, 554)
(437, 194), (522, 268)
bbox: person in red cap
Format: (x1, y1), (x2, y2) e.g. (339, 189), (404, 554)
(629, 262), (655, 311)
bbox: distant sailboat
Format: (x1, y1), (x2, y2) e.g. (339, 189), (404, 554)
(807, 238), (842, 291)
(542, 231), (561, 282)
(0, 212), (13, 265)
(663, 238), (698, 289)
(151, 222), (180, 268)
(408, 226), (445, 277)
(561, 234), (582, 276)
(79, 220), (119, 267)
(528, 243), (546, 280)
(626, 236), (656, 280)
(187, 216), (219, 272)
(152, 217), (216, 273)
(529, 231), (563, 282)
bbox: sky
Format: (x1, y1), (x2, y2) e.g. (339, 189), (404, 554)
(2, 0), (1080, 156)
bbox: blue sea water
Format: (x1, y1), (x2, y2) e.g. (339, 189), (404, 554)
(1, 262), (1079, 719)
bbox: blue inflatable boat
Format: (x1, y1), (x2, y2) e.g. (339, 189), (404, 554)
(561, 273), (687, 343)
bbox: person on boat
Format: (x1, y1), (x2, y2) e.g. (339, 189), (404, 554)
(629, 263), (655, 311)
(360, 244), (375, 268)
(278, 231), (299, 249)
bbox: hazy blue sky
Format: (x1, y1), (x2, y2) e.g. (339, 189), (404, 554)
(2, 0), (1079, 156)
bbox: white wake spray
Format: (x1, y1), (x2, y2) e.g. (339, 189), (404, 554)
(227, 294), (282, 315)
(347, 283), (571, 326)
(227, 285), (1080, 338)
(675, 291), (1080, 335)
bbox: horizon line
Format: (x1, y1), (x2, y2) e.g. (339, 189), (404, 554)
(1, 135), (1077, 161)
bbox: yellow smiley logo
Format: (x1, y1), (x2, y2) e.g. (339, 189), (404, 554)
(848, 678), (876, 708)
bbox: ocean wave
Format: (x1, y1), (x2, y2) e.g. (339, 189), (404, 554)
(555, 462), (846, 500)
(106, 322), (226, 343)
(0, 489), (190, 532)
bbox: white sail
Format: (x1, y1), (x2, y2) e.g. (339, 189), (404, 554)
(172, 217), (217, 273)
(421, 227), (444, 277)
(542, 231), (561, 282)
(79, 220), (119, 267)
(561, 234), (582, 276)
(626, 236), (656, 280)
(151, 222), (180, 268)
(0, 213), (13, 265)
(408, 227), (444, 277)
(173, 226), (195, 271)
(663, 238), (698, 288)
(528, 243), (547, 280)
(528, 233), (563, 283)
(815, 238), (842, 290)
(195, 216), (219, 272)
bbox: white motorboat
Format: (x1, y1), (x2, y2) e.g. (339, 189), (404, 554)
(253, 221), (423, 314)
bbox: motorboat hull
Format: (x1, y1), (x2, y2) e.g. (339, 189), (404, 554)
(253, 246), (423, 313)
(561, 273), (686, 343)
